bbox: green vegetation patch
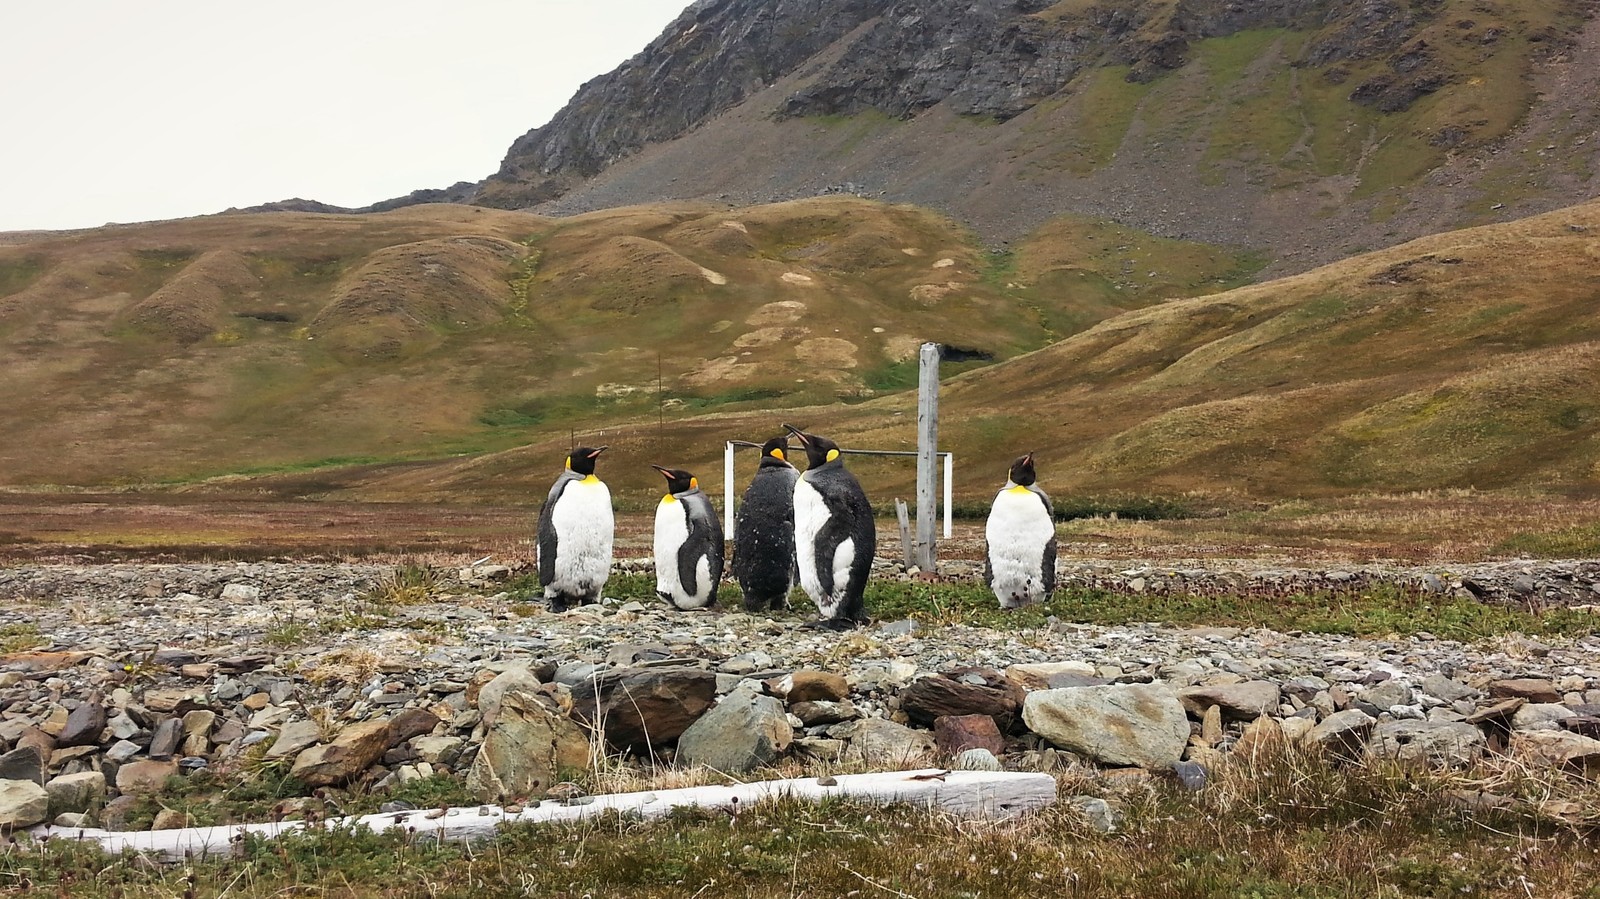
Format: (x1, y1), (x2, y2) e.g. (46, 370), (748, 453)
(0, 253), (47, 297)
(866, 580), (1598, 641)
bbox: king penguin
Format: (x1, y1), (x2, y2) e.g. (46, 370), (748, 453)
(536, 446), (614, 612)
(784, 424), (875, 628)
(731, 437), (799, 612)
(651, 466), (724, 610)
(985, 452), (1057, 609)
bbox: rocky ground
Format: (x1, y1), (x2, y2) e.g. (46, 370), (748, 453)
(1, 556), (1598, 834)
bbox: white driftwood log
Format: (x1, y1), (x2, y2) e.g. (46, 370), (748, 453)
(30, 769), (1056, 862)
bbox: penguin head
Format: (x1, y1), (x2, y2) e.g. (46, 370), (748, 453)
(759, 436), (795, 468)
(1007, 453), (1037, 487)
(652, 465), (697, 495)
(783, 423), (841, 469)
(565, 445), (607, 477)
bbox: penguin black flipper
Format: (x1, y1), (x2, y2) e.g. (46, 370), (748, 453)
(679, 492), (724, 602)
(803, 470), (875, 622)
(536, 475), (574, 600)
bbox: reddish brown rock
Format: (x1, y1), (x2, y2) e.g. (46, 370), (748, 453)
(765, 671), (849, 704)
(387, 708), (442, 747)
(900, 668), (1025, 731)
(934, 714), (1005, 756)
(1489, 679), (1561, 704)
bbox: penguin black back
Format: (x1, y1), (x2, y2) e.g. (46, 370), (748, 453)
(732, 437), (799, 612)
(784, 424), (875, 628)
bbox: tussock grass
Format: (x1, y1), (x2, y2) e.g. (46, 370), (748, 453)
(10, 745), (1600, 897)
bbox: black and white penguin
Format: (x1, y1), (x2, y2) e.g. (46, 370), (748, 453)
(651, 466), (725, 610)
(784, 424), (875, 628)
(985, 453), (1058, 609)
(731, 437), (799, 612)
(536, 446), (614, 612)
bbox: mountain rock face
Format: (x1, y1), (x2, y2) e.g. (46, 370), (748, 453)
(469, 0), (1600, 273)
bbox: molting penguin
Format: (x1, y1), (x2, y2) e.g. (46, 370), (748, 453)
(985, 453), (1057, 609)
(652, 466), (725, 610)
(731, 437), (799, 612)
(784, 424), (875, 629)
(536, 446), (614, 612)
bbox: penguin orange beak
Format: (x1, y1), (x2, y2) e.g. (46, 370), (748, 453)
(782, 423), (810, 445)
(651, 465), (673, 479)
(588, 446), (608, 458)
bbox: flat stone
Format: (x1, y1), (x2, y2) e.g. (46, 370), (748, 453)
(290, 720), (392, 788)
(1489, 679), (1561, 704)
(900, 668), (1025, 731)
(266, 720), (323, 760)
(842, 718), (936, 767)
(1005, 661), (1097, 691)
(1177, 682), (1280, 721)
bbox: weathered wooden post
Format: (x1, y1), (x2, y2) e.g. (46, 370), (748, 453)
(915, 342), (940, 571)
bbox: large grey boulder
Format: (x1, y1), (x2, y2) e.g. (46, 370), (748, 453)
(1367, 720), (1485, 768)
(676, 682), (793, 773)
(46, 770), (107, 817)
(0, 780), (50, 828)
(467, 687), (591, 803)
(1022, 684), (1189, 768)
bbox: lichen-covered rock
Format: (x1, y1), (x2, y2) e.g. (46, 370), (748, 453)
(1022, 684), (1188, 769)
(1368, 720), (1485, 768)
(0, 780), (50, 828)
(569, 666), (717, 754)
(466, 687), (590, 802)
(676, 682), (793, 773)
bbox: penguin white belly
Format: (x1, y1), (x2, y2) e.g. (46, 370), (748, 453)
(793, 477), (831, 608)
(986, 488), (1054, 607)
(823, 537), (855, 617)
(550, 480), (614, 594)
(654, 498), (690, 605)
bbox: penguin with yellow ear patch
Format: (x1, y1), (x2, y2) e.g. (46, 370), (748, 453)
(651, 466), (724, 610)
(784, 424), (875, 629)
(537, 446), (614, 612)
(985, 453), (1057, 609)
(732, 437), (799, 612)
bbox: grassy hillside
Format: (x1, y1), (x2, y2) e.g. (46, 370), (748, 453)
(0, 200), (1251, 492)
(298, 198), (1600, 509)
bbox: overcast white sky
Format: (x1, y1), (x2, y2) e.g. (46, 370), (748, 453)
(0, 0), (690, 232)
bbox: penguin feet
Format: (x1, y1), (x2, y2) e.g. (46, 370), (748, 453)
(802, 617), (862, 632)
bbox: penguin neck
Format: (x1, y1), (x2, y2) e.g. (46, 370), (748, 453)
(1005, 480), (1032, 494)
(661, 493), (677, 504)
(577, 474), (601, 485)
